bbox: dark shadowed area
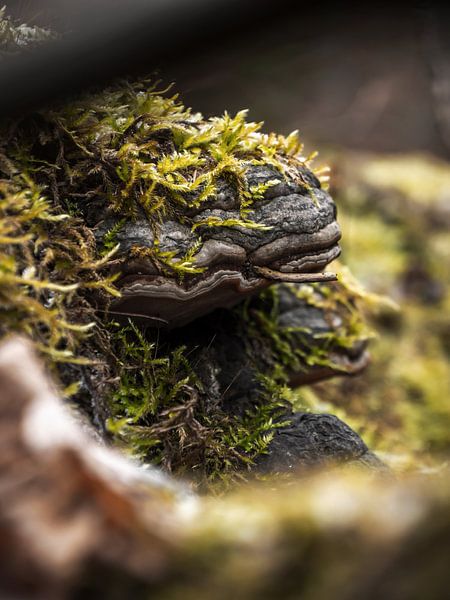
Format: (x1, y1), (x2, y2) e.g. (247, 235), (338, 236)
(168, 3), (450, 158)
(8, 1), (450, 157)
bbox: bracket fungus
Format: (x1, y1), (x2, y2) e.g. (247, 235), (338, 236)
(0, 51), (377, 482)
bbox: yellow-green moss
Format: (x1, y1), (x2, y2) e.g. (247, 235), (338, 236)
(0, 173), (118, 365)
(310, 152), (450, 470)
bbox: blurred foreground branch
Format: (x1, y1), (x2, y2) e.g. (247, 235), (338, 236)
(1, 336), (450, 598)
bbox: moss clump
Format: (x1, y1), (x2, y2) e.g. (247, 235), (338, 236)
(105, 317), (290, 486)
(242, 266), (378, 378)
(48, 88), (327, 218)
(0, 172), (118, 365)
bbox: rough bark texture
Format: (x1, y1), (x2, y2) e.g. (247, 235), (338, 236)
(256, 412), (384, 473)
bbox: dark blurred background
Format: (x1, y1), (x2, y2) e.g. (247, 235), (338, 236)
(6, 0), (450, 157)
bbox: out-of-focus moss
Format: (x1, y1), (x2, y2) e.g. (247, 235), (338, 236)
(308, 152), (450, 469)
(359, 154), (450, 207)
(150, 470), (450, 600)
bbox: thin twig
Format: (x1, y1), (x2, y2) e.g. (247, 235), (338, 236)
(254, 266), (338, 283)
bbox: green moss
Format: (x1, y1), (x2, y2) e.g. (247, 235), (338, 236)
(100, 218), (126, 256)
(240, 269), (377, 378)
(129, 240), (206, 278)
(106, 318), (290, 487)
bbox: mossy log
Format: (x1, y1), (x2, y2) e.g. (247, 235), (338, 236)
(0, 73), (381, 482)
